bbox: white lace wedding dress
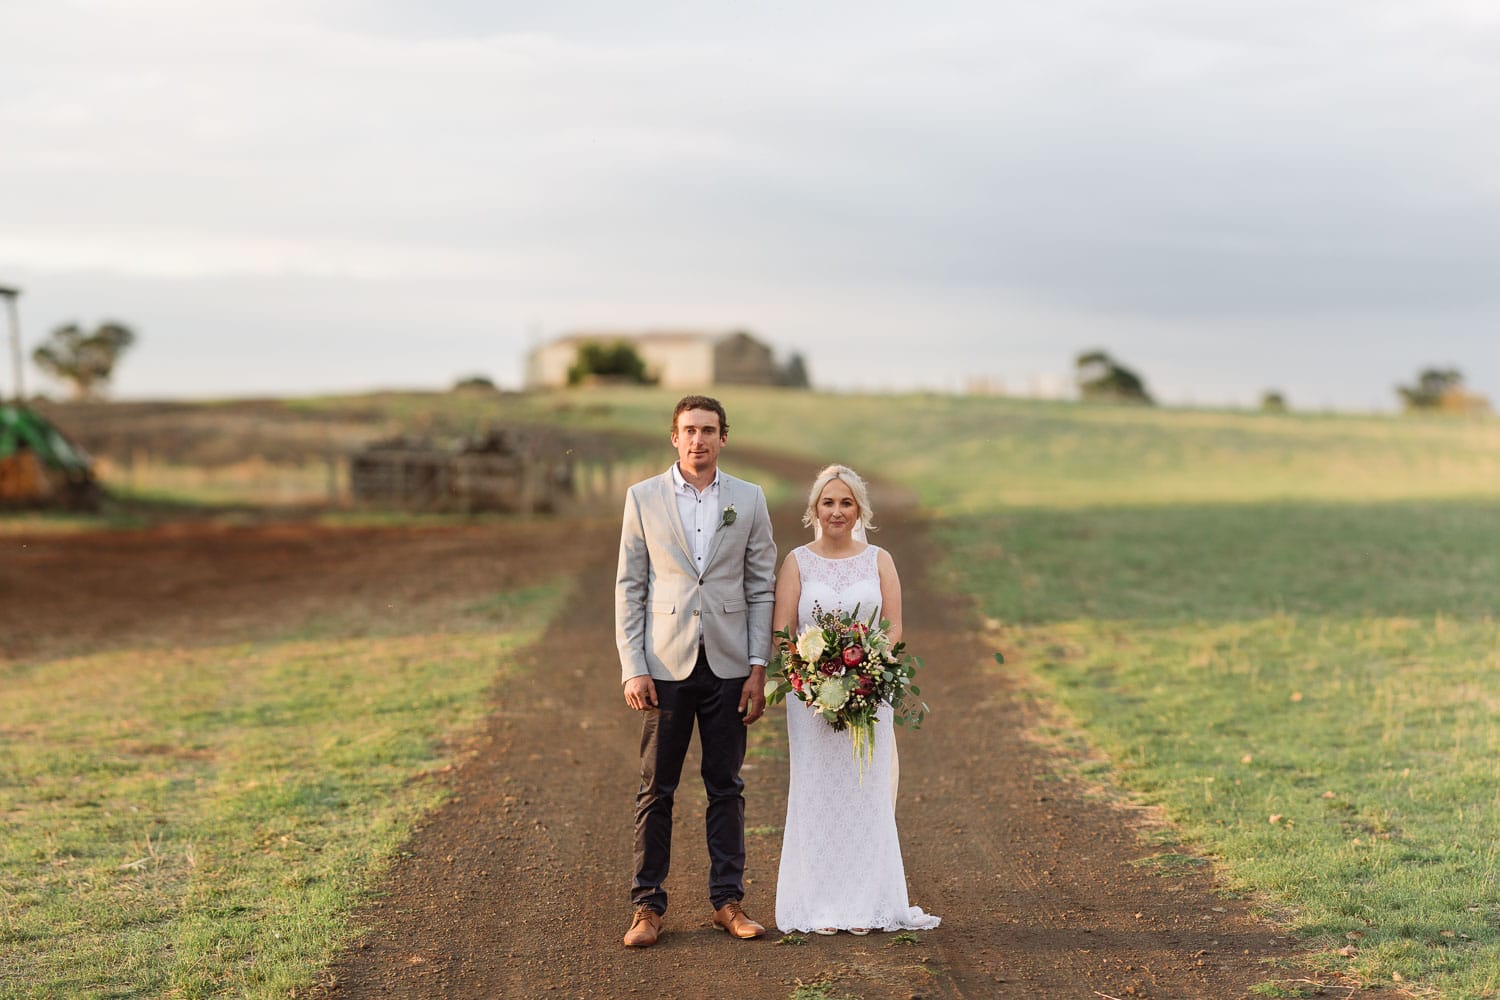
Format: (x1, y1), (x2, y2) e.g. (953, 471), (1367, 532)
(775, 544), (941, 933)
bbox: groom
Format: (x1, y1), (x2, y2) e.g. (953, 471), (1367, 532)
(615, 395), (777, 948)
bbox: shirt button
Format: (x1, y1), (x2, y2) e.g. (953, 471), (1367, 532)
(692, 609), (700, 617)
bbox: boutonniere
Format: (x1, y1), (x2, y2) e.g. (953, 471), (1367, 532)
(720, 504), (737, 528)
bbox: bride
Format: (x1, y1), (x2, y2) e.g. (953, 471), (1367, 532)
(772, 464), (940, 935)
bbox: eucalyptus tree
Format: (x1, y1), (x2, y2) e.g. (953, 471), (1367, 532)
(32, 321), (137, 400)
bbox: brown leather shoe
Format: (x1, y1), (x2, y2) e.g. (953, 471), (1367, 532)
(623, 907), (662, 947)
(712, 900), (765, 939)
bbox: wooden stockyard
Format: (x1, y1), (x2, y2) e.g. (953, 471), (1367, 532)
(349, 430), (572, 514)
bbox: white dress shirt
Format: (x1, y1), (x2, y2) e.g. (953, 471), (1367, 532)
(670, 463), (764, 667)
(671, 462), (721, 572)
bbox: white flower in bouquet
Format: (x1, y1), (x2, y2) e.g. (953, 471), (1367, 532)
(796, 625), (827, 663)
(814, 674), (853, 713)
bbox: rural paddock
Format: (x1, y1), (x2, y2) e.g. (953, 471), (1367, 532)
(2, 499), (1390, 999)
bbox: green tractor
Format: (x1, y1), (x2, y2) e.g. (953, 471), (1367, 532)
(0, 405), (100, 509)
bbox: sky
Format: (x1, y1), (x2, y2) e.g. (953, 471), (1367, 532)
(3, 0), (1499, 410)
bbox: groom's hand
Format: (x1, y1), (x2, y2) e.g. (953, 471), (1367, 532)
(739, 665), (766, 725)
(624, 675), (658, 711)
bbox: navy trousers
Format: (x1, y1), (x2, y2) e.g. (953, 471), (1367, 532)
(631, 647), (748, 914)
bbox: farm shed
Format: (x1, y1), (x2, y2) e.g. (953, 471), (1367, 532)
(525, 329), (785, 389)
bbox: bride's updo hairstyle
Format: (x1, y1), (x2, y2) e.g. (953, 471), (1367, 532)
(802, 464), (876, 535)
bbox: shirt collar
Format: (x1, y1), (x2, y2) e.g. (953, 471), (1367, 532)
(671, 463), (720, 494)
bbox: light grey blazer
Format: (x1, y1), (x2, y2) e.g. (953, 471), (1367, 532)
(615, 468), (776, 684)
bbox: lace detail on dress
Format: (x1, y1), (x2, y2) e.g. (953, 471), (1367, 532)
(793, 545), (882, 624)
(775, 545), (940, 934)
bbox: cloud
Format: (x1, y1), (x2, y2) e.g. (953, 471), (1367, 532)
(2, 0), (1498, 404)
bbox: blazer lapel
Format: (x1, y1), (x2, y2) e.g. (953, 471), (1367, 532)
(700, 476), (738, 571)
(656, 472), (696, 568)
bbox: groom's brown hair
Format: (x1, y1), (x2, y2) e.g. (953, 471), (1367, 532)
(671, 395), (728, 435)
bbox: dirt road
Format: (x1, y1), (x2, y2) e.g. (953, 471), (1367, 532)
(304, 475), (1366, 1000)
(2, 450), (1378, 998)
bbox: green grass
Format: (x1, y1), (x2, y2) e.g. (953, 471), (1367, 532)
(0, 507), (156, 533)
(1130, 852), (1212, 876)
(860, 402), (1496, 996)
(25, 387), (1500, 997)
(1249, 983), (1318, 999)
(996, 599), (1500, 991)
(941, 496), (1500, 998)
(787, 979), (854, 1000)
(333, 385), (1500, 508)
(92, 455), (341, 508)
(944, 499), (1500, 626)
(0, 582), (565, 998)
(468, 387), (1500, 997)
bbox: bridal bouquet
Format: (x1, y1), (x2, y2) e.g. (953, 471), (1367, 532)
(767, 604), (927, 769)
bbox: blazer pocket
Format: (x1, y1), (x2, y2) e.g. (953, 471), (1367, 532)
(650, 601), (677, 614)
(722, 599), (746, 613)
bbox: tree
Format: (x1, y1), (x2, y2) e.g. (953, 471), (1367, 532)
(1397, 367), (1468, 411)
(1075, 349), (1153, 404)
(567, 341), (655, 386)
(452, 374), (498, 392)
(777, 352), (811, 388)
(32, 321), (136, 400)
(1260, 390), (1288, 413)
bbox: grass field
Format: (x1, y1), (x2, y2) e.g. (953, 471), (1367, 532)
(0, 582), (564, 998)
(13, 386), (1500, 997)
(403, 385), (1500, 996)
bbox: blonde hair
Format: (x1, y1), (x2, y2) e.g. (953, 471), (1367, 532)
(802, 464), (875, 534)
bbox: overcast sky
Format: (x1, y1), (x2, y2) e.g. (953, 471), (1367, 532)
(3, 0), (1499, 409)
